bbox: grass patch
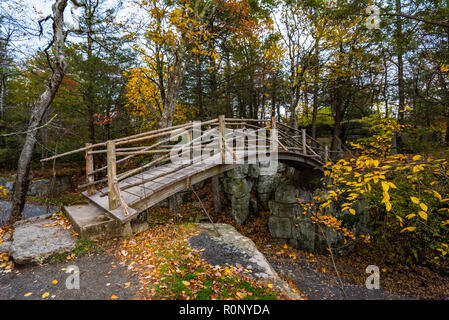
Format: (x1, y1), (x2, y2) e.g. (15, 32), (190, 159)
(49, 239), (104, 263)
(30, 192), (86, 207)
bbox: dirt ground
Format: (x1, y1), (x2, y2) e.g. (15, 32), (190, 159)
(0, 252), (141, 300)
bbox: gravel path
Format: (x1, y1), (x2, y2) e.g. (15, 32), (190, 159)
(267, 256), (412, 300)
(0, 253), (140, 300)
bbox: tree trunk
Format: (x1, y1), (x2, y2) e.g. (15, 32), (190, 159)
(311, 45), (319, 141)
(0, 34), (9, 120)
(225, 52), (232, 118)
(311, 81), (318, 140)
(395, 0), (405, 124)
(196, 56), (203, 119)
(9, 0), (68, 224)
(159, 49), (185, 128)
(331, 83), (343, 152)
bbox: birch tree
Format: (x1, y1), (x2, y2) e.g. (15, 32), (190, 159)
(9, 0), (69, 223)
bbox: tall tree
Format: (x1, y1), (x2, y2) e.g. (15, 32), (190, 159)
(9, 0), (69, 223)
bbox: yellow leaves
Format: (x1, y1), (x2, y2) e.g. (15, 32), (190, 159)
(110, 294), (119, 300)
(349, 208), (356, 215)
(24, 292), (33, 297)
(52, 280), (58, 285)
(182, 280), (190, 287)
(413, 165), (424, 174)
(405, 213), (416, 219)
(0, 185), (6, 196)
(419, 203), (428, 212)
(441, 64), (449, 72)
(418, 211), (428, 220)
(381, 181), (390, 193)
(267, 283), (273, 289)
(386, 182), (397, 189)
(410, 197), (420, 204)
(410, 197), (428, 219)
(401, 227), (416, 233)
(412, 155), (422, 161)
(42, 292), (50, 299)
(432, 190), (442, 201)
(396, 215), (403, 226)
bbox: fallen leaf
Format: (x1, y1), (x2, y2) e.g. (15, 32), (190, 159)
(42, 292), (50, 299)
(24, 292), (33, 297)
(52, 280), (58, 285)
(110, 294), (119, 300)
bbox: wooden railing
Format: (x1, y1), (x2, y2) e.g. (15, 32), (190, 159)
(41, 116), (330, 213)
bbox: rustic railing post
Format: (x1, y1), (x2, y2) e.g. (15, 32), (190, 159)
(188, 129), (193, 163)
(324, 144), (329, 164)
(302, 129), (307, 155)
(85, 143), (95, 195)
(271, 115), (276, 147)
(218, 115), (226, 164)
(107, 140), (119, 210)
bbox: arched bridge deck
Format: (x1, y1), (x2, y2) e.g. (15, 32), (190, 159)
(41, 116), (330, 223)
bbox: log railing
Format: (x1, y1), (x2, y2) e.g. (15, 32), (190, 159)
(41, 116), (330, 213)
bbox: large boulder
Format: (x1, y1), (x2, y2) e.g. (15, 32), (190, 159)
(28, 176), (71, 197)
(9, 215), (76, 264)
(268, 216), (293, 239)
(231, 194), (250, 225)
(226, 165), (249, 179)
(256, 174), (280, 194)
(0, 177), (14, 194)
(224, 178), (252, 198)
(268, 201), (301, 218)
(274, 183), (300, 204)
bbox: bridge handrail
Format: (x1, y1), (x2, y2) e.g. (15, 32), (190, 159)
(40, 115), (331, 217)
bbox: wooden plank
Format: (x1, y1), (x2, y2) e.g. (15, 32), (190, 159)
(132, 163), (237, 213)
(82, 190), (137, 223)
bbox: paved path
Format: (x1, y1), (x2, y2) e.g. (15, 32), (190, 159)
(0, 253), (140, 300)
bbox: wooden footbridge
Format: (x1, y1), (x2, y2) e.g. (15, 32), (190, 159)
(41, 116), (330, 223)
